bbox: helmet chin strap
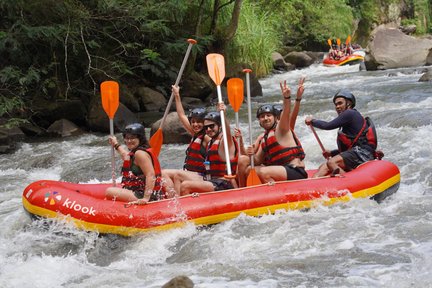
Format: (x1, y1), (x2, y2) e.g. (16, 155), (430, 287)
(260, 119), (277, 130)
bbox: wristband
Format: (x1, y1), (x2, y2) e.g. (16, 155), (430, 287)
(295, 99), (301, 102)
(284, 96), (291, 99)
(114, 143), (120, 150)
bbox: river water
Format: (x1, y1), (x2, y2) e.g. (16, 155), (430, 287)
(1, 64), (431, 288)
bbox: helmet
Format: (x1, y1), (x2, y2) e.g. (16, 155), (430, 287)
(256, 104), (277, 118)
(123, 123), (145, 137)
(188, 107), (206, 121)
(204, 111), (221, 125)
(272, 104), (283, 117)
(333, 89), (356, 108)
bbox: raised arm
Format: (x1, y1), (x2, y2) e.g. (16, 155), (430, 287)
(290, 76), (305, 130)
(173, 85), (194, 135)
(277, 80), (292, 135)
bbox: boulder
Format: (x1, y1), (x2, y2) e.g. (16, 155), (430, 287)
(364, 27), (432, 70)
(87, 99), (138, 133)
(180, 71), (214, 101)
(0, 126), (25, 154)
(227, 64), (263, 98)
(419, 70), (432, 82)
(162, 275), (194, 288)
(271, 52), (295, 71)
(150, 112), (191, 144)
(46, 119), (84, 137)
(31, 97), (87, 128)
(135, 87), (167, 112)
(283, 51), (314, 68)
(120, 85), (140, 112)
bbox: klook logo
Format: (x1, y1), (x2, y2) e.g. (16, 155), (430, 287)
(44, 191), (62, 205)
(62, 199), (97, 216)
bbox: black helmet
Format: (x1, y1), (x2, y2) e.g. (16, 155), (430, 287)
(123, 123), (145, 137)
(188, 107), (206, 121)
(204, 111), (221, 125)
(333, 89), (356, 108)
(256, 104), (277, 118)
(272, 104), (283, 117)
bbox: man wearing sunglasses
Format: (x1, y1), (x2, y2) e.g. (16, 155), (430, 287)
(180, 103), (239, 194)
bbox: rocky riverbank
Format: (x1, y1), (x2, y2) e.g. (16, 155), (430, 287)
(1, 25), (431, 154)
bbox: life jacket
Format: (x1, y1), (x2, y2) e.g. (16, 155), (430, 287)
(261, 129), (305, 166)
(183, 133), (206, 174)
(121, 147), (165, 201)
(206, 135), (239, 178)
(337, 116), (378, 152)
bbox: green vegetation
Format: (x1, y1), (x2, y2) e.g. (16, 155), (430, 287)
(0, 0), (430, 128)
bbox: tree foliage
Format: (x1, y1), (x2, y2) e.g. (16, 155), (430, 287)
(0, 0), (430, 128)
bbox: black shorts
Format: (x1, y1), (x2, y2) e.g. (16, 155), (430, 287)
(133, 189), (163, 201)
(284, 165), (308, 180)
(341, 146), (374, 171)
(208, 178), (234, 191)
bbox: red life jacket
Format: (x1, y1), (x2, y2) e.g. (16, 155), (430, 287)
(337, 116), (378, 152)
(183, 134), (206, 174)
(121, 147), (165, 200)
(206, 135), (239, 178)
(261, 129), (305, 166)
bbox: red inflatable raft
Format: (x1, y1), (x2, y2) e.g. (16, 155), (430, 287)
(323, 51), (365, 66)
(22, 160), (400, 236)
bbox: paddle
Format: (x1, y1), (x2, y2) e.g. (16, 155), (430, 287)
(149, 38), (197, 157)
(308, 125), (329, 160)
(206, 53), (233, 177)
(345, 35), (352, 55)
(243, 68), (262, 186)
(227, 78), (244, 132)
(327, 38), (332, 47)
(101, 80), (120, 186)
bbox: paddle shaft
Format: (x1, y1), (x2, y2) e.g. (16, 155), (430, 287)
(108, 118), (116, 186)
(309, 125), (328, 158)
(244, 70), (255, 168)
(216, 85), (233, 176)
(159, 39), (196, 129)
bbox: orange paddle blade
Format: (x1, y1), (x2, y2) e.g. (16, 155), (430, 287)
(327, 38), (332, 47)
(227, 78), (244, 112)
(346, 35), (351, 45)
(101, 81), (119, 119)
(149, 128), (163, 157)
(336, 38), (341, 46)
(206, 53), (225, 86)
(246, 168), (262, 186)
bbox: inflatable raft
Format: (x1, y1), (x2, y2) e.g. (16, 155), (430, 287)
(22, 160), (400, 236)
(323, 50), (365, 66)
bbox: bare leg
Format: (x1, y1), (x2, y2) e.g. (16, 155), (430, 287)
(237, 155), (250, 187)
(255, 166), (288, 183)
(326, 155), (346, 175)
(180, 180), (215, 195)
(173, 171), (203, 195)
(105, 187), (138, 202)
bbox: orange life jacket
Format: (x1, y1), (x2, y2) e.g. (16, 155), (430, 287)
(206, 135), (238, 178)
(183, 134), (206, 174)
(261, 129), (305, 166)
(121, 147), (165, 201)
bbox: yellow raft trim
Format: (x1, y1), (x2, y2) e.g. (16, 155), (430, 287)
(22, 173), (400, 236)
(338, 56), (364, 66)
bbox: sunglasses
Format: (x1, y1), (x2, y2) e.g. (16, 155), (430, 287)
(204, 124), (216, 130)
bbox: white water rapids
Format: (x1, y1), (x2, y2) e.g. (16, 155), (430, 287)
(1, 64), (431, 288)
